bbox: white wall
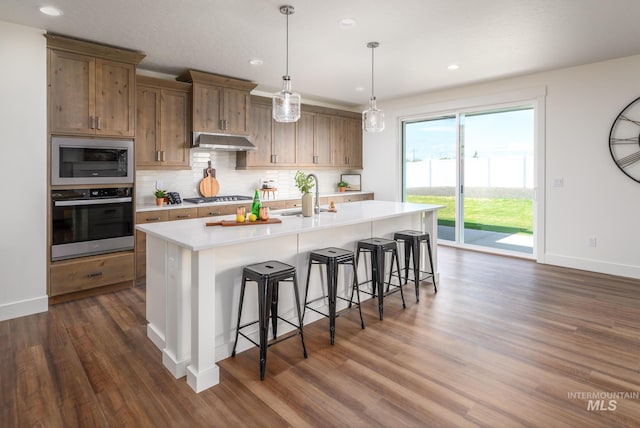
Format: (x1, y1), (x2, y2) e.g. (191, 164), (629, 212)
(363, 55), (640, 279)
(0, 21), (48, 320)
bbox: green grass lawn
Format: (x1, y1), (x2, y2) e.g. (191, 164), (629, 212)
(407, 195), (533, 235)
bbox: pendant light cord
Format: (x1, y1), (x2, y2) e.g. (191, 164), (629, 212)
(285, 10), (289, 77)
(371, 45), (375, 99)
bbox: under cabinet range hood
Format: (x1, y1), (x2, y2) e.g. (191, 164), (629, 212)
(192, 132), (256, 151)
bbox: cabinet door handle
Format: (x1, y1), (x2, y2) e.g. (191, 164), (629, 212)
(97, 116), (102, 130)
(87, 272), (103, 278)
(223, 119), (228, 130)
(156, 151), (161, 161)
(145, 217), (161, 221)
(176, 215), (191, 219)
(161, 151), (166, 162)
(219, 119), (224, 130)
(90, 116), (95, 129)
(208, 211), (222, 216)
(271, 154), (278, 163)
(313, 155), (318, 164)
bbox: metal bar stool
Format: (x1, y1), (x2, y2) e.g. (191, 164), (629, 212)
(356, 238), (405, 320)
(303, 247), (365, 344)
(231, 260), (308, 380)
(394, 230), (437, 301)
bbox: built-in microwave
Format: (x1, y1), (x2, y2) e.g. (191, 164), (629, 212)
(51, 136), (134, 185)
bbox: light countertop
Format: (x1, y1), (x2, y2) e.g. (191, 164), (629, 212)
(136, 200), (443, 251)
(136, 190), (373, 212)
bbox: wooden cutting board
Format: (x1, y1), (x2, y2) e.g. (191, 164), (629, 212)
(206, 218), (282, 227)
(199, 169), (220, 197)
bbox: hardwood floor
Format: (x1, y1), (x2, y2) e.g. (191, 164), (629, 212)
(3, 247), (640, 427)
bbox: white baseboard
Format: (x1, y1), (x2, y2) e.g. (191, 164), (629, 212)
(544, 253), (640, 280)
(0, 295), (48, 322)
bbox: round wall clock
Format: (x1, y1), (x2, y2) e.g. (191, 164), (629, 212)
(609, 96), (640, 183)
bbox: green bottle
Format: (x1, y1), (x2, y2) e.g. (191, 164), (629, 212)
(251, 189), (261, 218)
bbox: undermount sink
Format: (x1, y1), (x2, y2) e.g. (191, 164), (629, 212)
(277, 208), (330, 216)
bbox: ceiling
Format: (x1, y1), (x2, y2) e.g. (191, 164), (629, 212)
(3, 0), (640, 108)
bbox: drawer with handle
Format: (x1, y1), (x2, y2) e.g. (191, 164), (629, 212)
(168, 208), (197, 221)
(136, 210), (169, 224)
(50, 252), (134, 296)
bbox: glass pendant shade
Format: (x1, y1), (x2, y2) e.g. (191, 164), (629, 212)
(273, 75), (301, 122)
(363, 97), (385, 132)
(273, 5), (301, 123)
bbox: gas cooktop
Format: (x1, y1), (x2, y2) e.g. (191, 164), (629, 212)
(183, 195), (253, 204)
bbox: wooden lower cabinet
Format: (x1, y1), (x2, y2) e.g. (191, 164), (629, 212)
(50, 251), (134, 300)
(168, 208), (197, 221)
(332, 193), (374, 203)
(197, 204), (246, 218)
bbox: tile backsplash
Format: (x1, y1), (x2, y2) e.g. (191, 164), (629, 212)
(136, 149), (358, 205)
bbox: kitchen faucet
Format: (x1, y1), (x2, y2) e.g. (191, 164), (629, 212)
(307, 173), (320, 214)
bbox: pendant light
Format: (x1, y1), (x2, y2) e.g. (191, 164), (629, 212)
(273, 5), (301, 123)
(362, 41), (384, 132)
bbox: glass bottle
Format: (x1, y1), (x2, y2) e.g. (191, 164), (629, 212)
(251, 189), (261, 218)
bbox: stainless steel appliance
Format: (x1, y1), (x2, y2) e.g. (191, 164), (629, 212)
(183, 195), (253, 204)
(51, 187), (134, 261)
(51, 136), (134, 185)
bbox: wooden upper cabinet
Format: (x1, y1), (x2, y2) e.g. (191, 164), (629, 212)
(239, 102), (273, 167)
(237, 95), (362, 169)
(297, 112), (332, 166)
(192, 83), (222, 132)
(178, 70), (256, 136)
(332, 116), (363, 168)
(136, 76), (191, 169)
(47, 34), (144, 137)
(95, 60), (136, 136)
(222, 87), (251, 135)
(48, 50), (95, 134)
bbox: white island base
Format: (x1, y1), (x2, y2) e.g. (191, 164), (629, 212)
(137, 200), (442, 392)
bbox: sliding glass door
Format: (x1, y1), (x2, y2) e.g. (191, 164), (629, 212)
(403, 105), (535, 255)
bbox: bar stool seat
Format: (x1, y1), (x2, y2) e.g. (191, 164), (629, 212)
(231, 260), (307, 380)
(394, 230), (437, 301)
(356, 238), (405, 320)
(303, 247), (365, 345)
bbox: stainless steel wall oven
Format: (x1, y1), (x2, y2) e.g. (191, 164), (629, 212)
(51, 187), (134, 261)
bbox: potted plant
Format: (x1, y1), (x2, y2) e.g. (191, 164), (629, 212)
(337, 180), (349, 192)
(154, 189), (167, 206)
(294, 170), (315, 217)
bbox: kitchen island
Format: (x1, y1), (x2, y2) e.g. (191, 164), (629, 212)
(136, 200), (443, 392)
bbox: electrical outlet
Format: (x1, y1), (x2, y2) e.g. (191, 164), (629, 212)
(588, 236), (597, 247)
(156, 180), (164, 190)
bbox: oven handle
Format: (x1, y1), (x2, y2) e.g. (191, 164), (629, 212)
(54, 197), (132, 207)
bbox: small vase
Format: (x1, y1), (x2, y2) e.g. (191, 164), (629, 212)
(156, 198), (164, 206)
(339, 187), (346, 192)
(301, 192), (313, 217)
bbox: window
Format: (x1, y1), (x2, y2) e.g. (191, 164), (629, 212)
(403, 105), (535, 256)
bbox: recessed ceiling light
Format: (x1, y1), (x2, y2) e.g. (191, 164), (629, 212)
(338, 18), (357, 29)
(447, 64), (460, 70)
(39, 6), (63, 16)
(249, 59), (264, 66)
